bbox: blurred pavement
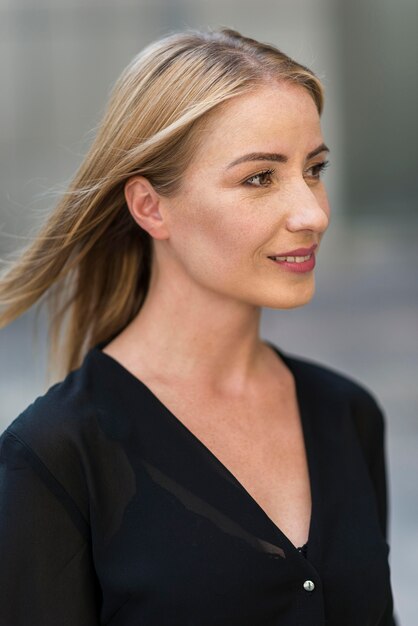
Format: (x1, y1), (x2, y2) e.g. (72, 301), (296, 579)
(0, 214), (417, 624)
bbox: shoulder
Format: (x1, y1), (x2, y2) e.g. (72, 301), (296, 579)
(0, 348), (105, 521)
(285, 348), (382, 404)
(278, 347), (385, 430)
(281, 348), (386, 453)
(2, 349), (100, 452)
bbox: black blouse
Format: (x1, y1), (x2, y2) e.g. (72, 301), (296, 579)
(0, 340), (397, 625)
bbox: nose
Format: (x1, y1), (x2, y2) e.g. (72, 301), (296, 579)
(285, 183), (330, 235)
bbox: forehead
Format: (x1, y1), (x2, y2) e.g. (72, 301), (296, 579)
(193, 83), (322, 163)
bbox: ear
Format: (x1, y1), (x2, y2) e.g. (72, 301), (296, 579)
(124, 175), (169, 240)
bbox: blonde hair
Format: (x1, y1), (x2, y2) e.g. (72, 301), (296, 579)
(0, 26), (324, 383)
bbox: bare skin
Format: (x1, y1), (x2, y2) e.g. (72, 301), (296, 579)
(103, 81), (331, 548)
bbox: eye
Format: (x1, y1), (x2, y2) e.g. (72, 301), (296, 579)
(243, 168), (275, 188)
(305, 160), (330, 180)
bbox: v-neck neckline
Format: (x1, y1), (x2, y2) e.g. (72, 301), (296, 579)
(90, 338), (316, 558)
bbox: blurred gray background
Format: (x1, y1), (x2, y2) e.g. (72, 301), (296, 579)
(0, 0), (417, 624)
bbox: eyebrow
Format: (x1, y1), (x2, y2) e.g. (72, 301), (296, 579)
(225, 143), (330, 169)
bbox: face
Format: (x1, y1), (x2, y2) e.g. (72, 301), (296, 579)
(157, 82), (331, 309)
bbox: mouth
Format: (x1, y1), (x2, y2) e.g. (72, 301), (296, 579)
(267, 252), (316, 273)
(267, 253), (313, 263)
(267, 244), (318, 260)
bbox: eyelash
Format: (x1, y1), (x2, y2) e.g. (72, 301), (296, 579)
(243, 160), (330, 187)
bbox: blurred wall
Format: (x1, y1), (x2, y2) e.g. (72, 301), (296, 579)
(339, 0), (418, 217)
(1, 0), (416, 249)
(1, 1), (417, 624)
(0, 0), (345, 256)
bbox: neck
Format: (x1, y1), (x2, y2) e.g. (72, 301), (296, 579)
(108, 261), (274, 396)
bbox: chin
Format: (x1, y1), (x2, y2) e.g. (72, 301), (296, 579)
(255, 283), (316, 310)
(265, 298), (313, 311)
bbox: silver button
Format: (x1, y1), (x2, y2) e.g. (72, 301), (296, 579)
(303, 580), (315, 592)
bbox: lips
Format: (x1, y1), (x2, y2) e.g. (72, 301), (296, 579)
(268, 244), (317, 258)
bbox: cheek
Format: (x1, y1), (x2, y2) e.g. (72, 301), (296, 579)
(171, 198), (266, 278)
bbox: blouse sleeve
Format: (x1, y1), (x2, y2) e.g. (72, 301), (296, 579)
(0, 429), (101, 626)
(350, 389), (398, 626)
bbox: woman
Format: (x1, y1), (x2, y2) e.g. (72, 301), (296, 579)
(0, 27), (396, 625)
